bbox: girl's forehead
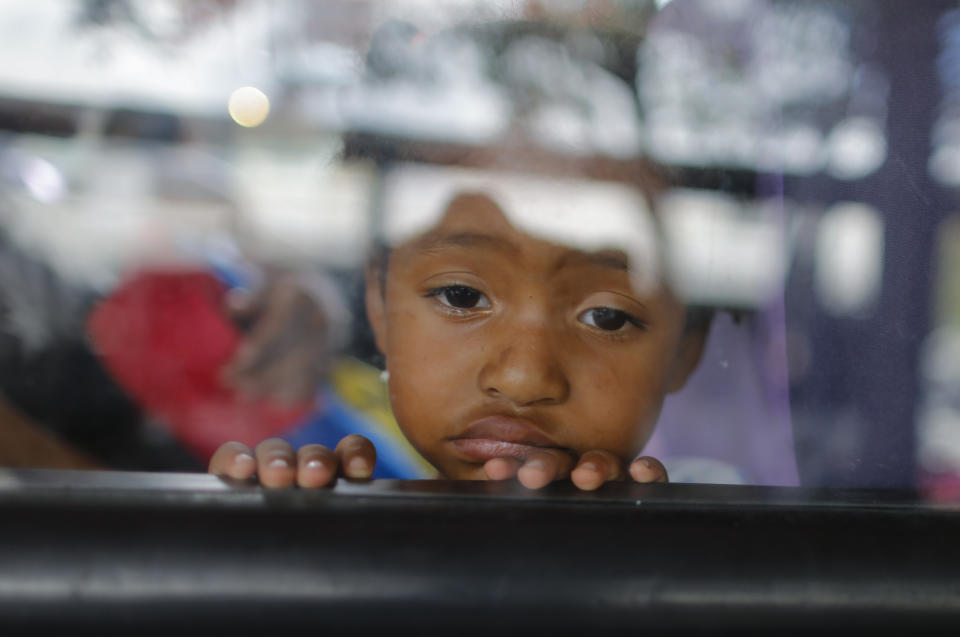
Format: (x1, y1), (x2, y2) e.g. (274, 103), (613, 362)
(400, 194), (589, 260)
(380, 162), (664, 291)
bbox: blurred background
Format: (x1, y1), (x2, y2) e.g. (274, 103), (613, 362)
(0, 0), (956, 491)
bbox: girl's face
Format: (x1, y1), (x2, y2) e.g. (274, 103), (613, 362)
(366, 192), (706, 479)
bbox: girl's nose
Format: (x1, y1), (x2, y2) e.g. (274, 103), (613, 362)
(477, 322), (570, 407)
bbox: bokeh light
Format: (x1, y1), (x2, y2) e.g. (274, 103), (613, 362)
(228, 86), (270, 127)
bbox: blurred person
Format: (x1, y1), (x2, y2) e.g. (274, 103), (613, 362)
(87, 259), (430, 477)
(0, 203), (352, 471)
(0, 108), (427, 474)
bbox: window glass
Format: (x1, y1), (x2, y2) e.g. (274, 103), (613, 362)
(0, 0), (951, 497)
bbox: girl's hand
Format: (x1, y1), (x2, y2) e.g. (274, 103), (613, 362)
(208, 435), (376, 488)
(483, 450), (668, 490)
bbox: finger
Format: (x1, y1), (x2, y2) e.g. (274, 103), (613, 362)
(570, 450), (625, 491)
(516, 449), (575, 490)
(335, 434), (377, 480)
(254, 438), (298, 488)
(629, 456), (669, 484)
(208, 441), (257, 480)
(296, 444), (338, 488)
(483, 457), (521, 481)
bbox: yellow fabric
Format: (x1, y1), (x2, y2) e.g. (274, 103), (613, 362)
(329, 357), (435, 476)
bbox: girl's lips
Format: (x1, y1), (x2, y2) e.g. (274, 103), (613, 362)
(449, 438), (549, 462)
(446, 415), (565, 463)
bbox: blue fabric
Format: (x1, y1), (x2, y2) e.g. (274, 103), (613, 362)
(280, 387), (425, 479)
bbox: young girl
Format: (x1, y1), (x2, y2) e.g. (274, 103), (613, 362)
(209, 153), (711, 491)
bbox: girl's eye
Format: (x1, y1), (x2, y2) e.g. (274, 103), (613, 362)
(428, 285), (491, 310)
(578, 307), (644, 331)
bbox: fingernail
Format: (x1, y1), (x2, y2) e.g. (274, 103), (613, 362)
(305, 459), (325, 470)
(236, 453), (255, 466)
(525, 458), (546, 471)
(348, 457), (372, 477)
(640, 458), (652, 468)
(268, 457), (290, 469)
(580, 461), (599, 472)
